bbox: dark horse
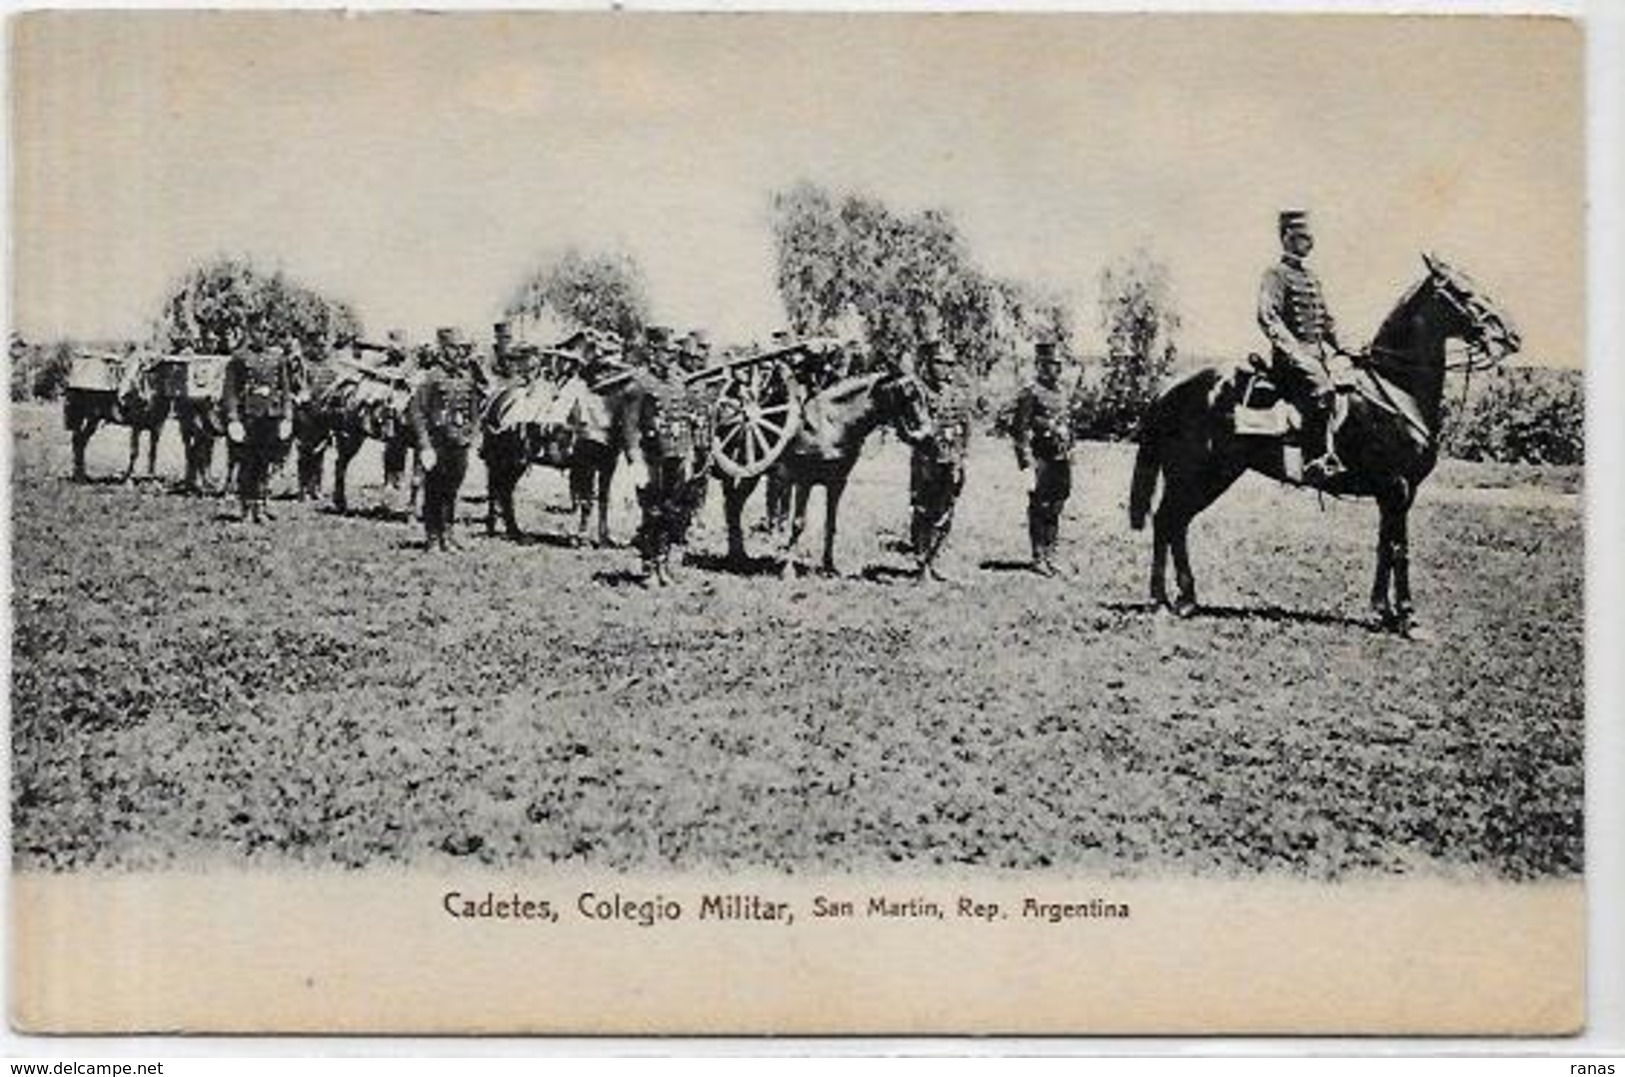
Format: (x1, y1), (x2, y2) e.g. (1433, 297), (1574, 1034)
(481, 375), (638, 545)
(299, 364), (421, 515)
(64, 356), (170, 483)
(721, 364), (933, 577)
(1129, 254), (1520, 633)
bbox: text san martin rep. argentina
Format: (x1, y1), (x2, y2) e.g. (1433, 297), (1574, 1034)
(440, 889), (1132, 928)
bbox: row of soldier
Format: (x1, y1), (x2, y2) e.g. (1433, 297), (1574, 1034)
(211, 305), (1075, 585)
(157, 208), (1349, 588)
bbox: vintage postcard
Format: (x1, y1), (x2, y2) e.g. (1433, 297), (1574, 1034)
(7, 11), (1586, 1034)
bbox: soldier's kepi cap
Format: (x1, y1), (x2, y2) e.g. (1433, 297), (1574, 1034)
(493, 321), (512, 341)
(645, 325), (673, 348)
(1035, 339), (1058, 360)
(1279, 209), (1311, 234)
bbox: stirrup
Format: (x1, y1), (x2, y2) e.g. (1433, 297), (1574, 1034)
(1303, 454), (1345, 481)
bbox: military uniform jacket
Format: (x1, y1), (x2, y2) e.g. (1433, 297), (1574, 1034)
(919, 372), (976, 464)
(1013, 380), (1074, 464)
(223, 347), (294, 422)
(628, 370), (696, 461)
(1258, 256), (1340, 365)
(411, 365), (482, 450)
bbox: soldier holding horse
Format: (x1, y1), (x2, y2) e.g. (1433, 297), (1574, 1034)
(222, 310), (296, 523)
(1129, 241), (1521, 634)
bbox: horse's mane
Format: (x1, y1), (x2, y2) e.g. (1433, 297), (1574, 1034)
(816, 370), (888, 404)
(1365, 274), (1435, 383)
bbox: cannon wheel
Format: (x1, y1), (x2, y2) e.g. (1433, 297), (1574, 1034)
(709, 360), (802, 479)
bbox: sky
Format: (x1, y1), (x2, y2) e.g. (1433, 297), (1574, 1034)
(10, 11), (1585, 364)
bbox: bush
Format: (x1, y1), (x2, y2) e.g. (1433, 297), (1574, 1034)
(1071, 347), (1175, 442)
(1439, 366), (1584, 466)
(9, 342), (74, 402)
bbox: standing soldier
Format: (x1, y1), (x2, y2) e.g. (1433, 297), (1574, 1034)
(559, 334), (618, 547)
(677, 328), (716, 547)
(1011, 339), (1075, 577)
(491, 321), (514, 378)
(622, 326), (696, 585)
(411, 327), (483, 551)
(910, 310), (976, 582)
(1259, 208), (1349, 482)
(222, 308), (295, 523)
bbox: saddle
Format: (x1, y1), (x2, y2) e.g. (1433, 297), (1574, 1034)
(1231, 352), (1362, 438)
(1231, 356), (1300, 438)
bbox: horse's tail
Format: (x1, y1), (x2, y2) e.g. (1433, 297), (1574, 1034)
(1128, 425), (1161, 532)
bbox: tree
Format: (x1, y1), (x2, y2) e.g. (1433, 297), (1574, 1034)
(769, 182), (1064, 386)
(503, 248), (651, 343)
(156, 257), (362, 354)
(1076, 249), (1181, 440)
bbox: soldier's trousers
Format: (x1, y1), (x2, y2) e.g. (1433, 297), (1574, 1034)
(236, 417), (286, 507)
(423, 442), (470, 541)
(639, 455), (691, 562)
(1028, 456), (1072, 526)
(1271, 348), (1344, 461)
(910, 453), (966, 560)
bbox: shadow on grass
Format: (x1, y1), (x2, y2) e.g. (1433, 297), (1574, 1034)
(591, 568), (651, 589)
(978, 558), (1039, 574)
(319, 504), (413, 523)
(683, 551), (784, 578)
(858, 563), (920, 585)
(1100, 599), (1378, 631)
(485, 530), (585, 550)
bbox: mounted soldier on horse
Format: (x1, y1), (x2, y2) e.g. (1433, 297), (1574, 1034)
(1129, 213), (1521, 634)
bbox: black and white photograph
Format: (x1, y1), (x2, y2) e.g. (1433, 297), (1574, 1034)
(6, 10), (1592, 1034)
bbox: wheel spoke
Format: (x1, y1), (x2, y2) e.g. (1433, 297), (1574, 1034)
(756, 403), (793, 419)
(755, 417), (787, 443)
(718, 423), (744, 448)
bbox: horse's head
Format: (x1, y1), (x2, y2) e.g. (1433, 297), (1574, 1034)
(875, 361), (935, 445)
(1422, 253), (1522, 368)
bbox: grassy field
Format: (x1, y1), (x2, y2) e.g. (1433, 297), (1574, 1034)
(9, 402), (1584, 879)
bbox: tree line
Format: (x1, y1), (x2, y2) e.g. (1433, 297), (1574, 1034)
(8, 183), (1580, 465)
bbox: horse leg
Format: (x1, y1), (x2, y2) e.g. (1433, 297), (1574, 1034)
(409, 450), (424, 521)
(821, 480), (846, 576)
(780, 482), (812, 579)
(1387, 482), (1418, 634)
(71, 419), (95, 483)
(1167, 515), (1199, 617)
(500, 462), (525, 540)
(1371, 501), (1398, 629)
(595, 458), (615, 547)
(1150, 520), (1171, 609)
(723, 475), (758, 566)
(122, 427), (140, 483)
(145, 422), (161, 480)
(332, 434), (359, 514)
(1158, 456), (1247, 617)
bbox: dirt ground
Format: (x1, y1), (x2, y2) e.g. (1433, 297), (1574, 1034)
(9, 403), (1583, 879)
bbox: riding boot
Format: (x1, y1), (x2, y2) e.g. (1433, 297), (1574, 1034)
(1303, 393), (1346, 482)
(1042, 514), (1062, 577)
(1031, 513), (1052, 577)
